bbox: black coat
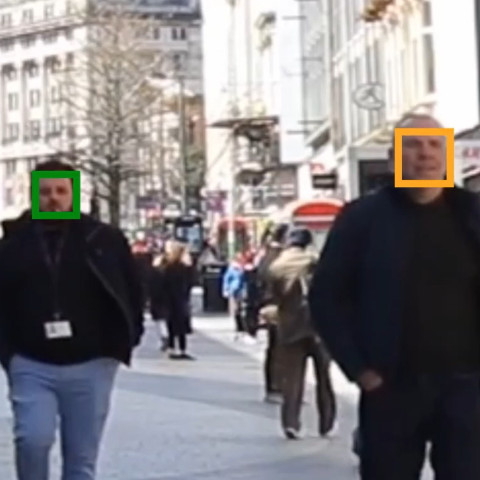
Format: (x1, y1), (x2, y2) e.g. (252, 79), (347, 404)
(163, 262), (194, 336)
(0, 213), (144, 368)
(148, 265), (166, 320)
(309, 186), (480, 382)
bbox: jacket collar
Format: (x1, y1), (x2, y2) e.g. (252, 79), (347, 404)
(2, 210), (104, 243)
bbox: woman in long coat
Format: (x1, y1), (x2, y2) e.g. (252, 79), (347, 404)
(163, 242), (195, 360)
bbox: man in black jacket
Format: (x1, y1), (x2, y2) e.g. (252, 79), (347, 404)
(310, 114), (480, 480)
(0, 160), (144, 480)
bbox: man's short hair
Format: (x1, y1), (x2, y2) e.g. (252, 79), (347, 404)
(287, 227), (313, 249)
(33, 159), (75, 173)
(389, 113), (445, 159)
(31, 159), (75, 187)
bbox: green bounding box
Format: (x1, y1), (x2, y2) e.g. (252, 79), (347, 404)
(31, 170), (81, 220)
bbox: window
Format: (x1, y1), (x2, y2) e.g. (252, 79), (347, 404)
(47, 117), (62, 136)
(65, 28), (73, 40)
(172, 53), (185, 71)
(422, 0), (432, 26)
(5, 159), (16, 175)
(22, 9), (34, 23)
(5, 67), (16, 81)
(349, 62), (357, 139)
(332, 74), (345, 149)
(171, 28), (178, 40)
(66, 0), (73, 14)
(50, 85), (61, 103)
(28, 120), (41, 139)
(27, 157), (39, 170)
(45, 4), (55, 19)
(29, 89), (41, 107)
(26, 63), (39, 77)
(423, 33), (435, 93)
(7, 93), (18, 111)
(374, 39), (384, 83)
(153, 27), (161, 40)
(0, 39), (14, 51)
(21, 35), (36, 48)
(43, 32), (58, 44)
(412, 39), (419, 98)
(4, 187), (13, 207)
(67, 125), (76, 138)
(66, 53), (74, 68)
(179, 27), (187, 40)
(345, 0), (354, 38)
(5, 123), (19, 142)
(47, 57), (61, 73)
(1, 13), (12, 27)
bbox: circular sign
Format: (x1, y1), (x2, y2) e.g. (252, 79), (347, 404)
(352, 83), (385, 110)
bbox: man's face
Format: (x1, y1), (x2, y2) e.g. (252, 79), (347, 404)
(399, 118), (446, 181)
(38, 178), (73, 212)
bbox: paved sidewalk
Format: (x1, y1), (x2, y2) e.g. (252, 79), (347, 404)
(0, 314), (431, 479)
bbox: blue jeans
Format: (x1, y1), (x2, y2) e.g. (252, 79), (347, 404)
(8, 355), (119, 480)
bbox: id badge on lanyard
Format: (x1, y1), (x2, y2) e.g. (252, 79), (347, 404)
(37, 226), (73, 340)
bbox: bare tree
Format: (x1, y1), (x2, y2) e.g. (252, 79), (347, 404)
(57, 2), (169, 226)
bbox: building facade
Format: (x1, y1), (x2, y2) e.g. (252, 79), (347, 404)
(0, 0), (204, 228)
(205, 0), (306, 234)
(328, 0), (479, 199)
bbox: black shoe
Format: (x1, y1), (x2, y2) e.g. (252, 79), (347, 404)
(284, 428), (301, 440)
(178, 352), (196, 360)
(168, 352), (181, 360)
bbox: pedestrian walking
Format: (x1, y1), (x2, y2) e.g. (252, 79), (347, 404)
(163, 242), (195, 360)
(222, 253), (247, 341)
(310, 113), (480, 480)
(0, 159), (144, 480)
(269, 227), (336, 440)
(131, 235), (153, 313)
(148, 254), (168, 352)
(256, 224), (288, 404)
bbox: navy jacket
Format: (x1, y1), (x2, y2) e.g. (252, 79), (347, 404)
(309, 186), (480, 382)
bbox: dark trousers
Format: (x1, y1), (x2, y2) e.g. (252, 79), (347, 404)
(265, 325), (282, 394)
(359, 373), (480, 480)
(168, 333), (187, 351)
(280, 337), (336, 434)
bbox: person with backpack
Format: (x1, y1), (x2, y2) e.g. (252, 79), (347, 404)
(256, 224), (288, 403)
(268, 227), (336, 440)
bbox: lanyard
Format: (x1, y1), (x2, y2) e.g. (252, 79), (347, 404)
(36, 224), (69, 320)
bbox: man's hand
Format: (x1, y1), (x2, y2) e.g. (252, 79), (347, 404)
(357, 369), (384, 392)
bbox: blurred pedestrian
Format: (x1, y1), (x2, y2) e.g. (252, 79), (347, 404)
(222, 253), (247, 341)
(0, 159), (144, 480)
(148, 253), (168, 352)
(257, 224), (288, 403)
(269, 227), (336, 440)
(163, 242), (195, 360)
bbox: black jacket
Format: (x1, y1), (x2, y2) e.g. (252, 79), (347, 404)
(309, 186), (480, 382)
(0, 213), (144, 368)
